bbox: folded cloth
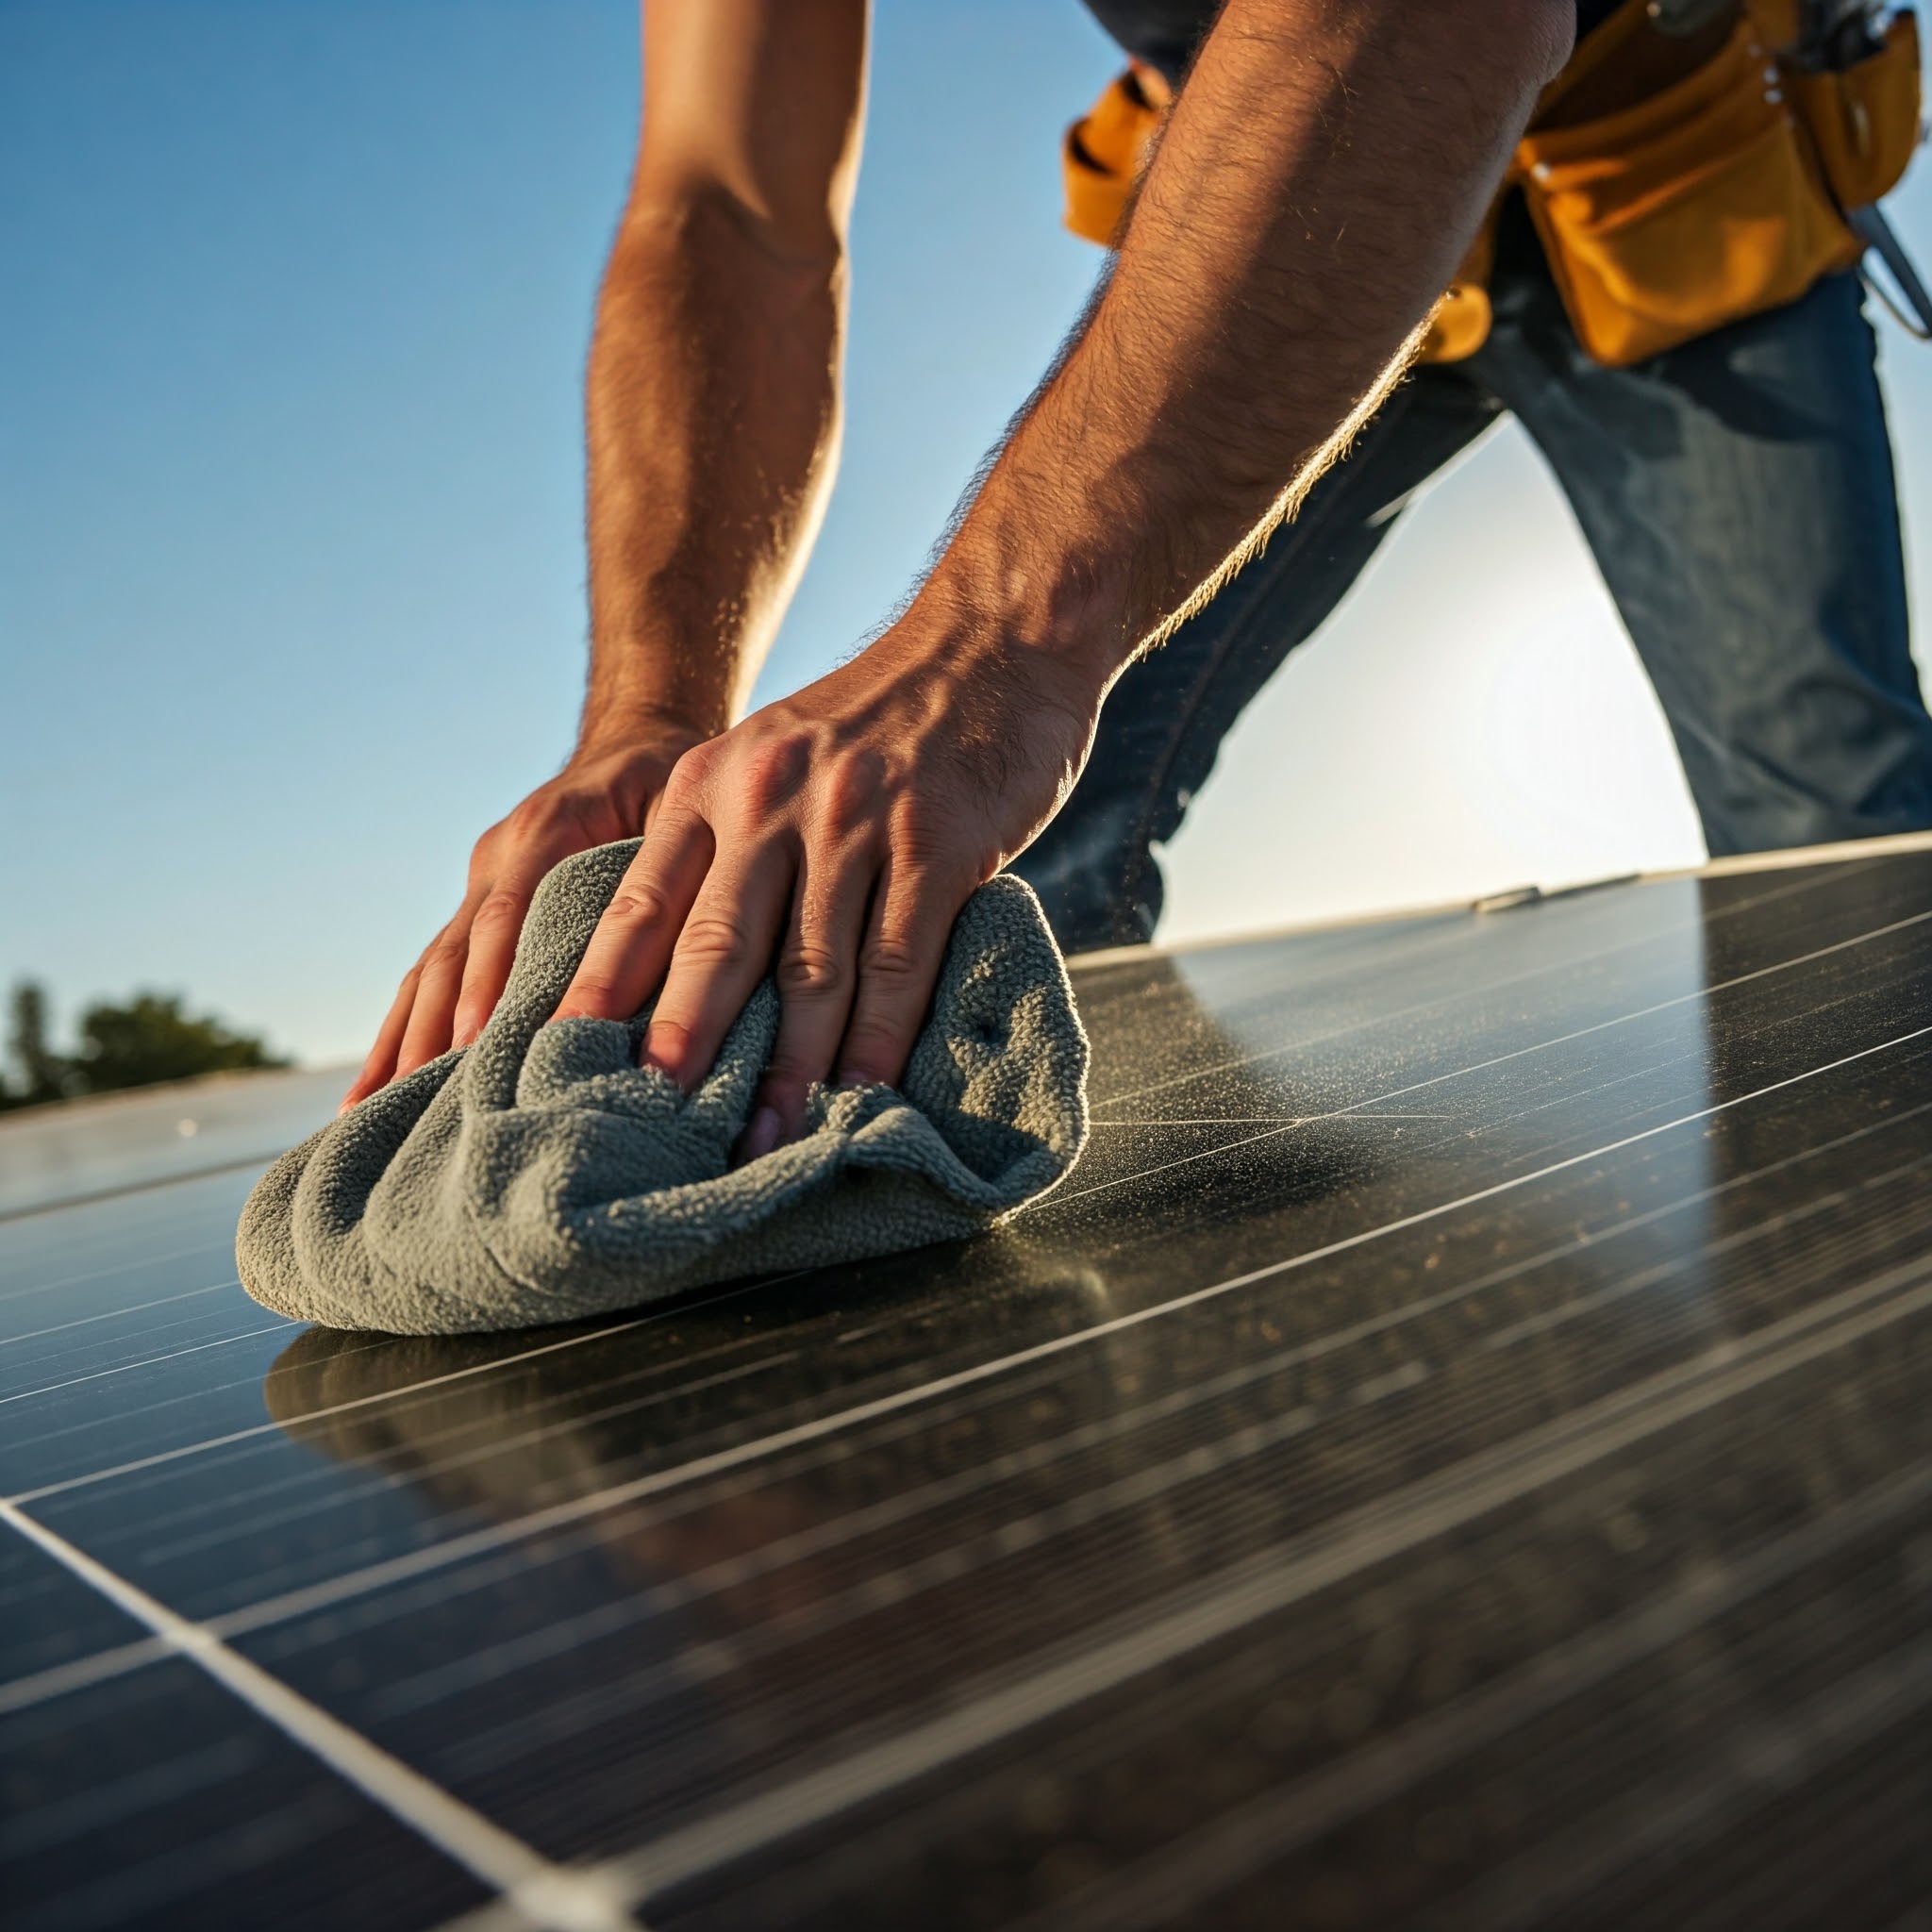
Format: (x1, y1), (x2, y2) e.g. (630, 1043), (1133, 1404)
(237, 841), (1089, 1335)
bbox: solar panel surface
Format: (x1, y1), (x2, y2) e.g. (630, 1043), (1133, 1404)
(5, 842), (1930, 1931)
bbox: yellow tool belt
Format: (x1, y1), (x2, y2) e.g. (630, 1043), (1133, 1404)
(1060, 0), (1921, 367)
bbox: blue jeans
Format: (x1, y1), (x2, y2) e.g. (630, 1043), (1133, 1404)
(1014, 200), (1932, 952)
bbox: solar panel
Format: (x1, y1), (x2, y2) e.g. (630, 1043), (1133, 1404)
(6, 841), (1930, 1931)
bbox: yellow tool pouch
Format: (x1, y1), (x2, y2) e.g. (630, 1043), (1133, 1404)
(1789, 8), (1922, 208)
(1061, 62), (1171, 247)
(1060, 3), (1921, 371)
(1419, 229), (1501, 364)
(1518, 4), (1918, 366)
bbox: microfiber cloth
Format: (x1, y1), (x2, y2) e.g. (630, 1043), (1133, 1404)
(236, 840), (1089, 1336)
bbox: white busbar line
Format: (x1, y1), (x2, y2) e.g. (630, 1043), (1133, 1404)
(0, 1280), (234, 1350)
(12, 1272), (803, 1507)
(0, 1498), (647, 1932)
(0, 1321), (295, 1408)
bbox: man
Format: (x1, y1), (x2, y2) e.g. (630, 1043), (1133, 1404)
(1025, 0), (1932, 948)
(345, 0), (1932, 1165)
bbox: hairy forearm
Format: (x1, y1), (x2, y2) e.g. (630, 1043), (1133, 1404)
(581, 188), (845, 750)
(911, 0), (1572, 697)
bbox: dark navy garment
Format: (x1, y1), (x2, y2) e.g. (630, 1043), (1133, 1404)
(1014, 198), (1932, 949)
(1083, 0), (1623, 83)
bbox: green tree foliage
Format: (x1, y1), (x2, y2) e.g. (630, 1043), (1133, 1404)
(1, 980), (289, 1109)
(74, 992), (290, 1091)
(6, 982), (75, 1106)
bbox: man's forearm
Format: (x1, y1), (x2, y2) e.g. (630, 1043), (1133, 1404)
(348, 0), (883, 1107)
(581, 186), (845, 750)
(913, 0), (1573, 698)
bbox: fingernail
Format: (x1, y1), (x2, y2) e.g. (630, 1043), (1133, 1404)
(835, 1069), (869, 1089)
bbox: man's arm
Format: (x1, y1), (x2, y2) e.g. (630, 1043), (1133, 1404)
(343, 0), (867, 1108)
(553, 0), (1573, 1160)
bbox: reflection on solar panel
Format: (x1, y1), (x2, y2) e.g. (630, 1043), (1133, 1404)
(5, 841), (1931, 1932)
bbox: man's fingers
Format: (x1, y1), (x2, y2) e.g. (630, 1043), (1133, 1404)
(642, 842), (797, 1091)
(341, 966), (423, 1111)
(554, 811), (713, 1026)
(835, 858), (968, 1090)
(391, 914), (476, 1082)
(448, 881), (540, 1049)
(744, 844), (877, 1148)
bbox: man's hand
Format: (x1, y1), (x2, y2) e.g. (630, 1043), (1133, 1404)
(551, 628), (1095, 1161)
(539, 0), (1568, 1164)
(346, 0), (1568, 1136)
(341, 723), (705, 1110)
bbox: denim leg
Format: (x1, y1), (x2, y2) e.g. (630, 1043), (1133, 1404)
(1012, 368), (1501, 951)
(1476, 226), (1932, 856)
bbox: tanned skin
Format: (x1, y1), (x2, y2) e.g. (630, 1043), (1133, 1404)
(347, 0), (1573, 1158)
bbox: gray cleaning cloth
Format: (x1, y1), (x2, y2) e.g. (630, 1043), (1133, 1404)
(237, 840), (1088, 1336)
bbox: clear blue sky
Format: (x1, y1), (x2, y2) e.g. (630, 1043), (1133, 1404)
(7, 2), (1932, 1068)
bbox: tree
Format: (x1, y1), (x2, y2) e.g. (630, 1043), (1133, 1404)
(2, 979), (290, 1108)
(73, 992), (290, 1092)
(4, 982), (75, 1107)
